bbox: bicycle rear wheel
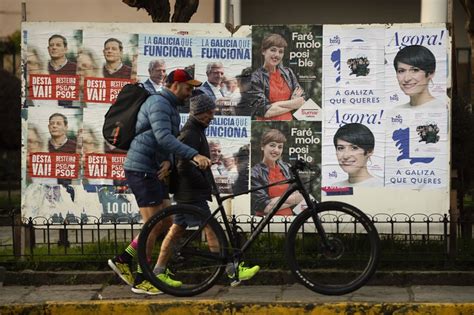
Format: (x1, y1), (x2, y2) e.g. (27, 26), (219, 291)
(286, 201), (380, 295)
(137, 204), (228, 297)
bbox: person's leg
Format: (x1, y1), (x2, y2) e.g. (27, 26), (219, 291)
(153, 200), (209, 287)
(109, 171), (168, 295)
(152, 223), (185, 287)
(155, 223), (185, 270)
(133, 196), (176, 291)
(204, 225), (220, 252)
(108, 204), (164, 287)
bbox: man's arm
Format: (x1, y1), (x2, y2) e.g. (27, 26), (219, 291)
(147, 100), (197, 160)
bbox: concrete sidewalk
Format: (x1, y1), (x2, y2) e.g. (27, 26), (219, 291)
(1, 284), (474, 314)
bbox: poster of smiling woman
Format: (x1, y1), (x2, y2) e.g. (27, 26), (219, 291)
(322, 107), (385, 195)
(385, 25), (448, 110)
(250, 25), (323, 121)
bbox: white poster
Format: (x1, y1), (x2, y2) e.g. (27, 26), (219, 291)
(385, 108), (448, 189)
(322, 107), (385, 192)
(323, 25), (385, 108)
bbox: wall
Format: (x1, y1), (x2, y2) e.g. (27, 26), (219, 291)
(241, 0), (469, 48)
(0, 0), (215, 37)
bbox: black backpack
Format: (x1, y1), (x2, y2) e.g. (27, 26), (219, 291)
(102, 83), (151, 150)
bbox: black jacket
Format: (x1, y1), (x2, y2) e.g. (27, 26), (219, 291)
(173, 116), (213, 202)
(250, 160), (292, 215)
(249, 64), (304, 118)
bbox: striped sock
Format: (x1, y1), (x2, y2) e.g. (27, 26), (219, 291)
(136, 256), (151, 274)
(119, 237), (138, 263)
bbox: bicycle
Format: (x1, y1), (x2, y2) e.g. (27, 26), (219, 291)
(137, 159), (380, 297)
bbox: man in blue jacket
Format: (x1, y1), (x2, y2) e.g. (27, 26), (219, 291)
(108, 69), (211, 295)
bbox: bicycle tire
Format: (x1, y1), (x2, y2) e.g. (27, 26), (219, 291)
(137, 204), (228, 297)
(286, 201), (380, 295)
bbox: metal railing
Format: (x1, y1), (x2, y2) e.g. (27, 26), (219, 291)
(0, 210), (472, 269)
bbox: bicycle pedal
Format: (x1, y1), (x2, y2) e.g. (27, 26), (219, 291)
(230, 279), (241, 287)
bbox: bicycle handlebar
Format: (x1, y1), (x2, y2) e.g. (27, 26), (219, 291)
(190, 157), (320, 177)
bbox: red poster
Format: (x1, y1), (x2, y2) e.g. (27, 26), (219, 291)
(85, 153), (126, 180)
(84, 77), (131, 103)
(28, 74), (80, 100)
(29, 152), (80, 179)
(109, 154), (126, 180)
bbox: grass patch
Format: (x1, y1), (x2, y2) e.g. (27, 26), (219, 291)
(0, 233), (472, 271)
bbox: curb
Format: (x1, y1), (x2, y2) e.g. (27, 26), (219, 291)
(1, 300), (474, 315)
(4, 270), (474, 286)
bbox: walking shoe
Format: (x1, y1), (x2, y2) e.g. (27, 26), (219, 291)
(157, 269), (182, 287)
(131, 280), (163, 295)
(228, 262), (260, 287)
(108, 257), (134, 286)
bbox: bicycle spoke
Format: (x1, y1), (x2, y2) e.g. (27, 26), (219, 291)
(286, 201), (380, 295)
(138, 205), (228, 297)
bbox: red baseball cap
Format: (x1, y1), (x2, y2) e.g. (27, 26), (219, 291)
(165, 69), (202, 87)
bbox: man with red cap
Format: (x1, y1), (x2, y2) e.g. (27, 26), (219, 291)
(108, 69), (211, 295)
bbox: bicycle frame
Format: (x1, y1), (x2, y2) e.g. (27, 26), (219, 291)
(182, 161), (332, 263)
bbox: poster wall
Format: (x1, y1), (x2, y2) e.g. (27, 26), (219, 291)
(21, 22), (450, 222)
(321, 23), (449, 214)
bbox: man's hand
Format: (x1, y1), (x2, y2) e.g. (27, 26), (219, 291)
(192, 154), (211, 169)
(157, 160), (171, 180)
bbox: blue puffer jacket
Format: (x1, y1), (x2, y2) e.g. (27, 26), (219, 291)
(123, 88), (198, 173)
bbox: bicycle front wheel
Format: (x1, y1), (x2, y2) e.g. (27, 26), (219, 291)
(286, 201), (380, 295)
(137, 204), (228, 297)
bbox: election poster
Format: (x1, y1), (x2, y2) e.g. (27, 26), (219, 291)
(22, 107), (84, 220)
(250, 120), (322, 217)
(20, 22), (451, 224)
(81, 31), (137, 107)
(320, 23), (450, 216)
(81, 107), (139, 222)
(137, 29), (252, 115)
(384, 25), (449, 189)
(26, 108), (81, 184)
(250, 25), (323, 121)
(385, 108), (448, 189)
(179, 114), (250, 193)
(23, 24), (82, 108)
(385, 25), (448, 109)
(81, 107), (126, 185)
(178, 113), (251, 216)
(323, 25), (385, 108)
(321, 107), (385, 194)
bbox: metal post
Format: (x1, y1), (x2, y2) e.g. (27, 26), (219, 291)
(229, 0), (241, 26)
(219, 0), (229, 24)
(449, 190), (458, 259)
(21, 2), (27, 22)
(420, 0), (448, 23)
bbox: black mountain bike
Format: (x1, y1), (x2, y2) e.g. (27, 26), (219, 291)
(137, 159), (380, 297)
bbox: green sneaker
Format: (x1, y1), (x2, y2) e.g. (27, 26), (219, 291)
(131, 280), (163, 295)
(228, 262), (260, 287)
(108, 257), (134, 286)
(157, 269), (182, 287)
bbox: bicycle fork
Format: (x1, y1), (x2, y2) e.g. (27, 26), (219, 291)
(293, 170), (335, 254)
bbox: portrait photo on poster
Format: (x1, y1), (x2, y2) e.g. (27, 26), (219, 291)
(24, 26), (83, 108)
(249, 25), (323, 121)
(385, 27), (447, 110)
(250, 120), (321, 217)
(322, 107), (385, 190)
